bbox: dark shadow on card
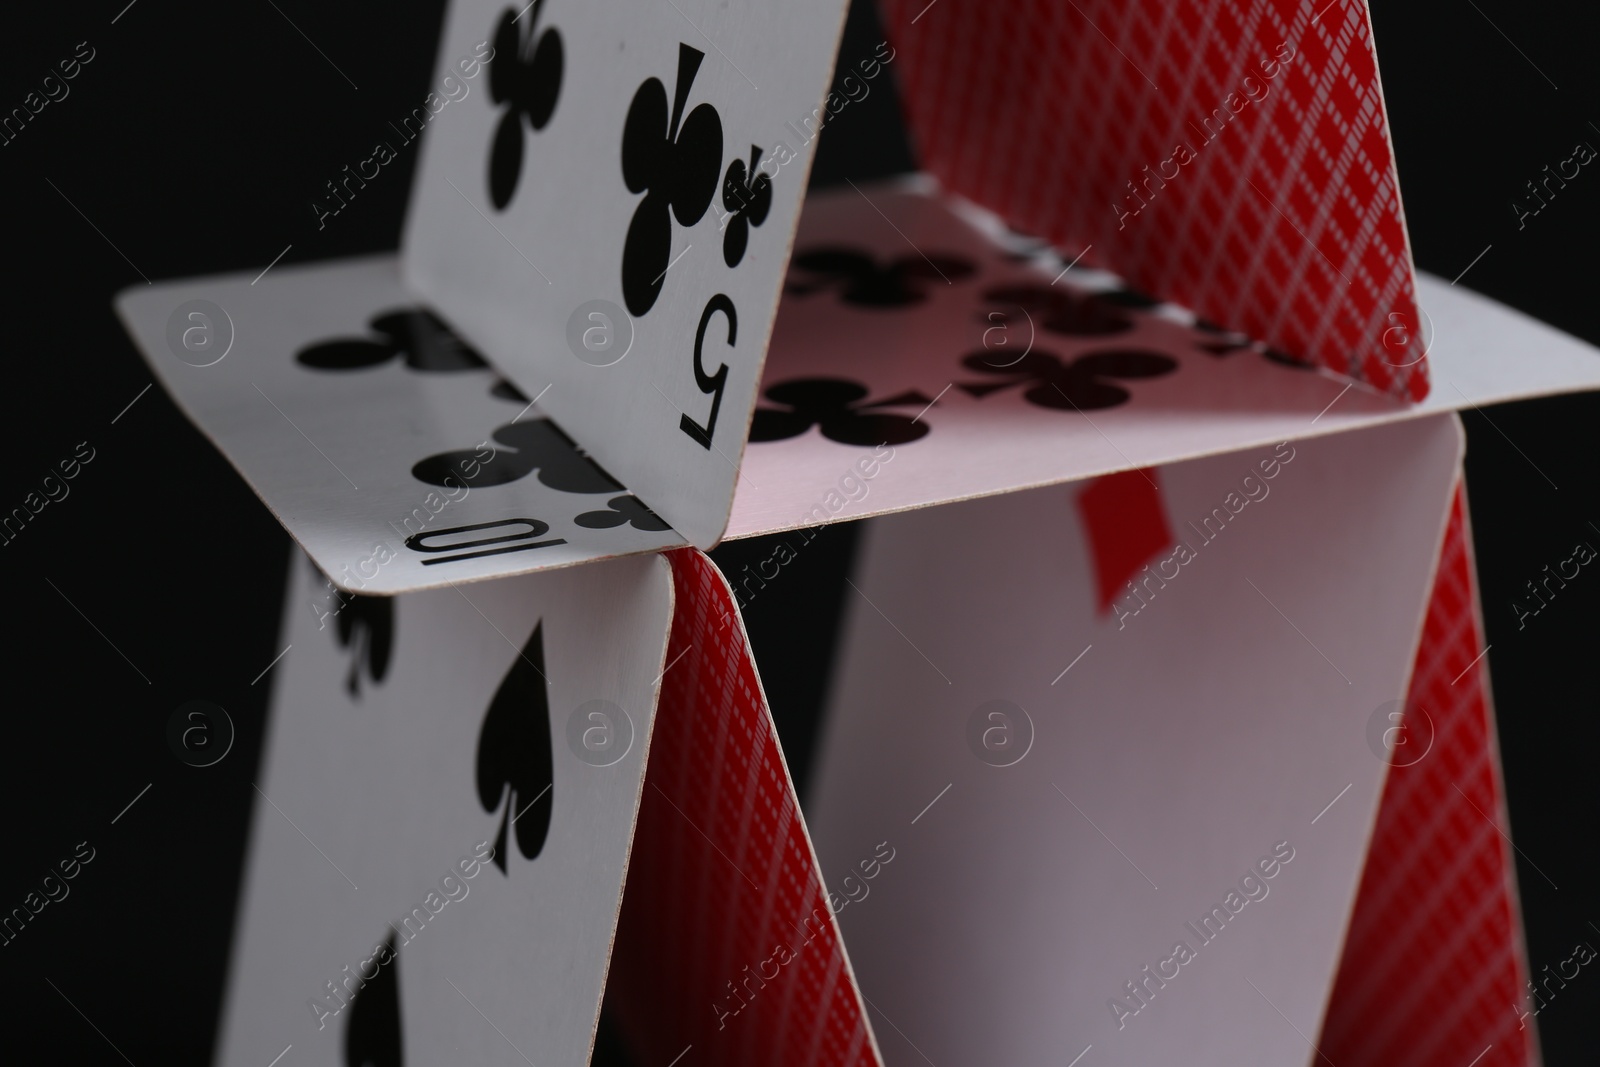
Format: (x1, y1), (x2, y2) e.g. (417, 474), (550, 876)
(806, 0), (916, 189)
(345, 933), (402, 1067)
(784, 247), (977, 307)
(709, 523), (863, 801)
(589, 997), (643, 1067)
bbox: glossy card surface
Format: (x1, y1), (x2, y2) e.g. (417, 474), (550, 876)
(216, 550), (672, 1067)
(808, 414), (1464, 1066)
(403, 0), (852, 548)
(116, 258), (685, 595)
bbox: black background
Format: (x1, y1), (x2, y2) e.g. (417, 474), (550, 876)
(0, 0), (1594, 1063)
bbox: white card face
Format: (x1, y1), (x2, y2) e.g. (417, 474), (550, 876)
(807, 415), (1463, 1066)
(402, 0), (852, 548)
(115, 258), (684, 594)
(216, 549), (672, 1067)
(723, 182), (1600, 540)
(115, 176), (1600, 592)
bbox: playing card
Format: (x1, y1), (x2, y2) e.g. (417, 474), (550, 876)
(114, 180), (1600, 592)
(91, 7), (1586, 1065)
(606, 549), (883, 1067)
(114, 257), (684, 594)
(877, 0), (1424, 400)
(215, 547), (673, 1067)
(724, 181), (1600, 540)
(1319, 490), (1535, 1067)
(806, 413), (1464, 1065)
(402, 0), (853, 548)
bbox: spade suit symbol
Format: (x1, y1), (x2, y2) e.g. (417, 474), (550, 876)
(476, 621), (553, 874)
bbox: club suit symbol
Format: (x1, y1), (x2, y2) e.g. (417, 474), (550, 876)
(785, 246), (976, 307)
(957, 349), (1177, 410)
(344, 933), (402, 1067)
(620, 43), (724, 316)
(573, 494), (671, 532)
(486, 1), (564, 209)
(476, 622), (554, 874)
(335, 595), (394, 698)
(749, 378), (932, 446)
(412, 418), (623, 493)
(720, 145), (772, 268)
(978, 283), (1133, 337)
(297, 309), (488, 374)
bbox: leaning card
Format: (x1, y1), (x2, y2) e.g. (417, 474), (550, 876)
(807, 414), (1465, 1065)
(115, 257), (684, 594)
(402, 0), (852, 548)
(215, 548), (673, 1067)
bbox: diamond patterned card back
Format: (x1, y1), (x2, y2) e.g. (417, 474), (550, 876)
(877, 0), (1427, 400)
